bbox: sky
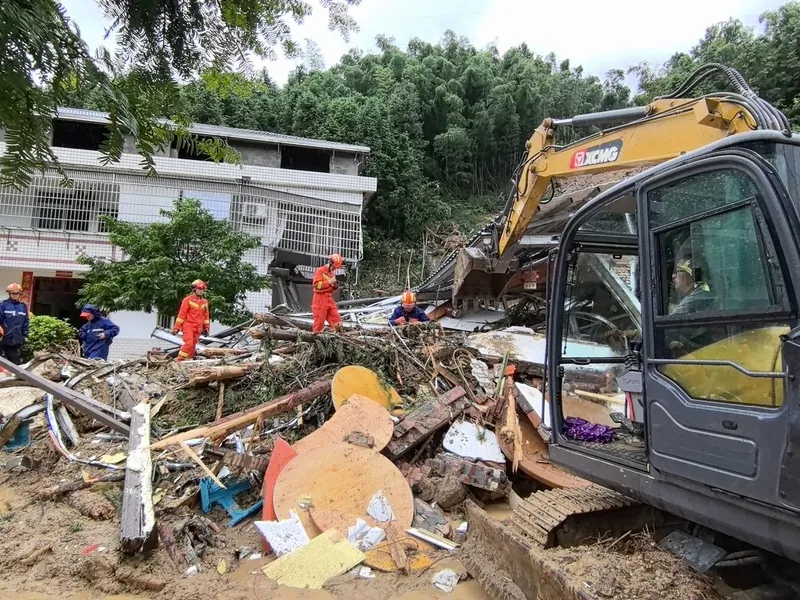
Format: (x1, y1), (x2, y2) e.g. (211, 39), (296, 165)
(61, 0), (787, 90)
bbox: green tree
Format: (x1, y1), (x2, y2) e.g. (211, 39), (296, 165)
(1, 0), (361, 187)
(77, 199), (269, 326)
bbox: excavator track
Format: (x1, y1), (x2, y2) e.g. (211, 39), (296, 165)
(508, 484), (642, 548)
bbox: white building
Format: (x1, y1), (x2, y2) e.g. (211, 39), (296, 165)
(0, 108), (377, 359)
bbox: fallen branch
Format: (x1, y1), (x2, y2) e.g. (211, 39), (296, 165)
(188, 364), (259, 385)
(39, 472), (126, 500)
(148, 378), (332, 451)
(200, 348), (249, 358)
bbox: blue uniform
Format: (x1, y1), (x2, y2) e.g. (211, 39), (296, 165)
(79, 306), (120, 360)
(0, 298), (30, 348)
(388, 305), (430, 327)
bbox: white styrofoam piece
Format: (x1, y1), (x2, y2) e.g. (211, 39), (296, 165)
(254, 510), (310, 556)
(347, 518), (386, 551)
(470, 359), (495, 395)
(432, 569), (461, 593)
(515, 382), (549, 429)
(443, 421), (505, 463)
(367, 490), (395, 523)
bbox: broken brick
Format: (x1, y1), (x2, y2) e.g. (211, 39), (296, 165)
(426, 453), (509, 493)
(386, 386), (469, 460)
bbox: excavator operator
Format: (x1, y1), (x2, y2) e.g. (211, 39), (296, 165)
(670, 258), (714, 315)
(173, 279), (211, 361)
(312, 254), (344, 333)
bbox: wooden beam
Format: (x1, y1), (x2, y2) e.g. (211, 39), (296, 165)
(148, 378), (332, 450)
(120, 401), (158, 554)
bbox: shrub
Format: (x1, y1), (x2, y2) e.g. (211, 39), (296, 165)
(22, 315), (77, 362)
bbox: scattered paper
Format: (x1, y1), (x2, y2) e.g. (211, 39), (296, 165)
(356, 566), (375, 579)
(432, 569), (461, 593)
(443, 421), (505, 463)
(217, 559), (228, 574)
(255, 511), (310, 556)
(249, 553), (263, 560)
(347, 518), (386, 551)
(186, 565), (200, 577)
(99, 452), (127, 465)
(367, 490), (395, 522)
(296, 493), (312, 509)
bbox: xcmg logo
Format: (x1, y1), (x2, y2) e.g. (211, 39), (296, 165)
(569, 139), (623, 169)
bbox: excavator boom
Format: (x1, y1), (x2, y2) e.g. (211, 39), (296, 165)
(451, 64), (789, 304)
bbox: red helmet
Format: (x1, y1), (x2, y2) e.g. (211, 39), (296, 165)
(328, 253), (344, 269)
(6, 283), (22, 294)
(191, 279), (207, 290)
(401, 290), (416, 310)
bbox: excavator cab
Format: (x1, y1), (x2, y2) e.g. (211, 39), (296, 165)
(545, 133), (800, 562)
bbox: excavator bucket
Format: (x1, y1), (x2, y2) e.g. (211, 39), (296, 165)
(452, 247), (516, 303)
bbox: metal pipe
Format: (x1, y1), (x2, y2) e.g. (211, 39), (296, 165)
(150, 327), (207, 352)
(552, 106), (649, 129)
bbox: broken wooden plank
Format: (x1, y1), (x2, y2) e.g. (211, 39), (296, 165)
(385, 386), (468, 460)
(149, 378), (332, 450)
(179, 440), (226, 488)
(0, 356), (129, 435)
(215, 383), (226, 421)
(120, 400), (158, 554)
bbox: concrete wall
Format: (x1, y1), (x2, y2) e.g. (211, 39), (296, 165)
(330, 152), (360, 176)
(231, 141), (281, 168)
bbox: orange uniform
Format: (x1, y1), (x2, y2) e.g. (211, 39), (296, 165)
(174, 293), (210, 360)
(311, 265), (341, 333)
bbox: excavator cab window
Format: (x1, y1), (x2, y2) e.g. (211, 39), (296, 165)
(647, 167), (790, 407)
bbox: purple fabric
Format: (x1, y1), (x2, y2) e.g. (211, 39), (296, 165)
(563, 417), (615, 443)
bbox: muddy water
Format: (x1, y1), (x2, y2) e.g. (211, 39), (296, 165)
(390, 580), (490, 599)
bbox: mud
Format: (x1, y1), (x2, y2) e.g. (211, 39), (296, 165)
(0, 465), (489, 600)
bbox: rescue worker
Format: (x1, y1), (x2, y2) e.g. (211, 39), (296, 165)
(78, 304), (120, 360)
(0, 283), (30, 364)
(172, 280), (210, 361)
(389, 290), (430, 327)
(312, 254), (344, 333)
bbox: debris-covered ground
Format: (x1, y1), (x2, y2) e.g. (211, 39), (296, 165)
(0, 299), (776, 600)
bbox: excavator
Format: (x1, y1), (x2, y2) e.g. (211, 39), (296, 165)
(441, 64), (800, 571)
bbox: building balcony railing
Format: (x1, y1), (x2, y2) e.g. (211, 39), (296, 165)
(0, 146), (369, 272)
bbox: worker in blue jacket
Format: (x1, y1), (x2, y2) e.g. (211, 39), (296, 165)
(0, 283), (30, 364)
(78, 305), (120, 360)
(389, 290), (430, 327)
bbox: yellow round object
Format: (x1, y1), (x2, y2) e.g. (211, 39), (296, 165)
(331, 365), (402, 410)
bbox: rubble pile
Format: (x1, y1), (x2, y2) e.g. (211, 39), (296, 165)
(0, 300), (746, 600)
(0, 307), (559, 598)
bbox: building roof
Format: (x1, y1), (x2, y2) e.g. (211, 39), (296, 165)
(55, 107), (371, 154)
